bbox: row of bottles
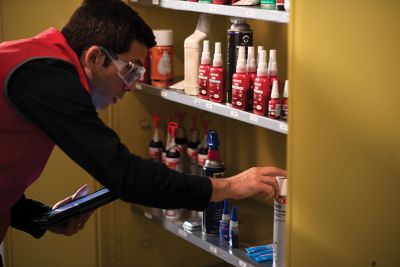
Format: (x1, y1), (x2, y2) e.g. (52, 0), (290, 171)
(198, 40), (289, 121)
(175, 0), (290, 11)
(149, 113), (211, 176)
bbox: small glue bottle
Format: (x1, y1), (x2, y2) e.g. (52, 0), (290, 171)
(253, 50), (271, 116)
(268, 49), (280, 94)
(246, 46), (257, 110)
(198, 40), (211, 99)
(219, 200), (230, 240)
(268, 80), (281, 120)
(281, 80), (289, 121)
(149, 114), (163, 162)
(208, 42), (225, 103)
(232, 46), (250, 110)
(229, 206), (239, 248)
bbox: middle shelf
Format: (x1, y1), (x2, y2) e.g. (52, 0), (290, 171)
(132, 82), (288, 134)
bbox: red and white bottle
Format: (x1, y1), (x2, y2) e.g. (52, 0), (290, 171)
(246, 46), (257, 111)
(161, 117), (171, 165)
(197, 121), (209, 176)
(268, 49), (281, 94)
(253, 50), (271, 116)
(187, 116), (200, 175)
(281, 80), (289, 121)
(149, 114), (163, 162)
(208, 42), (225, 103)
(268, 80), (281, 119)
(198, 40), (211, 100)
(232, 46), (250, 110)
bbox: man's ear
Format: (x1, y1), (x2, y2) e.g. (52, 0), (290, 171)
(82, 46), (104, 69)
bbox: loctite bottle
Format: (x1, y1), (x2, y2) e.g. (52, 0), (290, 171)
(149, 114), (163, 162)
(197, 122), (209, 175)
(247, 46), (257, 111)
(209, 42), (225, 103)
(202, 130), (225, 235)
(187, 116), (200, 175)
(281, 80), (289, 121)
(268, 80), (281, 119)
(257, 46), (264, 66)
(161, 118), (171, 165)
(164, 122), (182, 218)
(175, 112), (187, 172)
(253, 50), (271, 116)
(232, 46), (251, 110)
(268, 49), (281, 94)
(198, 40), (211, 100)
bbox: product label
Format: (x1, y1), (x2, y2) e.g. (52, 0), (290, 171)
(268, 103), (281, 119)
(209, 72), (225, 103)
(149, 147), (162, 162)
(232, 76), (250, 110)
(281, 102), (288, 120)
(187, 147), (199, 175)
(198, 67), (210, 99)
(165, 157), (183, 173)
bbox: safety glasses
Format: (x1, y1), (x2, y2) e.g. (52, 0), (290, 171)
(101, 47), (146, 87)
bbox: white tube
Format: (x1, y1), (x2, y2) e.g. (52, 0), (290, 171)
(273, 176), (287, 267)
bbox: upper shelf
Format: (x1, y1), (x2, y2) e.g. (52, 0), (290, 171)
(130, 0), (289, 23)
(132, 82), (288, 134)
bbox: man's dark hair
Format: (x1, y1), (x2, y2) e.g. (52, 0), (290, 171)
(62, 0), (156, 57)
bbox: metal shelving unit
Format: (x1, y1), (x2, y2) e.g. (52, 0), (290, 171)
(132, 82), (288, 134)
(131, 205), (273, 267)
(130, 0), (289, 23)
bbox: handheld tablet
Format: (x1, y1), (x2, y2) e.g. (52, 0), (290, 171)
(32, 187), (116, 228)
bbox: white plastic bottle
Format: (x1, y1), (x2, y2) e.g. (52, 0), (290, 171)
(184, 14), (212, 95)
(273, 176), (287, 267)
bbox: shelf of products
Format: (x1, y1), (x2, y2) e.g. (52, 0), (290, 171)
(131, 204), (273, 267)
(130, 0), (289, 23)
(133, 82), (288, 134)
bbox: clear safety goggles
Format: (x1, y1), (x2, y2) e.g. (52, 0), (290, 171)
(101, 47), (146, 87)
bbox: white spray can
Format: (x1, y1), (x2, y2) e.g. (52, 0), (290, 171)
(273, 176), (287, 267)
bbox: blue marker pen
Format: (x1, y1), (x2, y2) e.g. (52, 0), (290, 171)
(219, 200), (230, 240)
(229, 206), (239, 248)
(245, 244), (274, 254)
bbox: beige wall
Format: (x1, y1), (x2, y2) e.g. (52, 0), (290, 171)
(287, 1), (400, 266)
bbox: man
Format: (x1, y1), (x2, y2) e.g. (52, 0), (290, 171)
(0, 0), (286, 263)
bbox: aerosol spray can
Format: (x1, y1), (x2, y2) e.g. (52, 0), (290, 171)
(227, 18), (253, 103)
(202, 130), (225, 235)
(273, 176), (287, 267)
(149, 114), (163, 162)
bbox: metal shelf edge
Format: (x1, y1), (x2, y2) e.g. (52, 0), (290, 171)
(132, 82), (288, 134)
(129, 0), (289, 23)
(131, 206), (272, 267)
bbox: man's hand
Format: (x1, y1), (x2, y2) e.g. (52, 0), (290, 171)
(48, 184), (93, 236)
(209, 166), (286, 202)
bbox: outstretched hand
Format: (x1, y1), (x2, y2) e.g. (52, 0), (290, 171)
(209, 166), (286, 202)
(48, 184), (93, 236)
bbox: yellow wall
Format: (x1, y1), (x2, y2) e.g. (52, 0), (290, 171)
(287, 1), (400, 266)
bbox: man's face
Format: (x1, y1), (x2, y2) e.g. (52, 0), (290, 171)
(86, 41), (147, 110)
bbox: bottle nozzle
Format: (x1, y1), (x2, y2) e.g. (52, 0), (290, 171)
(271, 80), (280, 99)
(236, 46), (247, 73)
(201, 40), (211, 65)
(257, 50), (268, 77)
(207, 130), (220, 149)
(213, 42), (223, 67)
(268, 49), (278, 76)
(168, 122), (179, 140)
(230, 206), (238, 222)
(152, 114), (160, 129)
(246, 46), (256, 73)
(283, 80), (289, 98)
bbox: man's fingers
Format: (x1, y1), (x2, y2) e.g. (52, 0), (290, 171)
(259, 166), (287, 177)
(257, 183), (275, 200)
(260, 176), (280, 200)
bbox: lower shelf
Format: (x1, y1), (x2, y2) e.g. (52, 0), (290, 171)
(131, 204), (273, 267)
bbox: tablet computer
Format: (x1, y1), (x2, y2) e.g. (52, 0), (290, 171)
(32, 187), (116, 228)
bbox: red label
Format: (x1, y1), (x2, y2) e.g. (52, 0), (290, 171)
(232, 73), (250, 110)
(253, 77), (271, 116)
(208, 69), (225, 103)
(281, 99), (288, 120)
(149, 147), (162, 162)
(268, 99), (282, 119)
(198, 65), (210, 99)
